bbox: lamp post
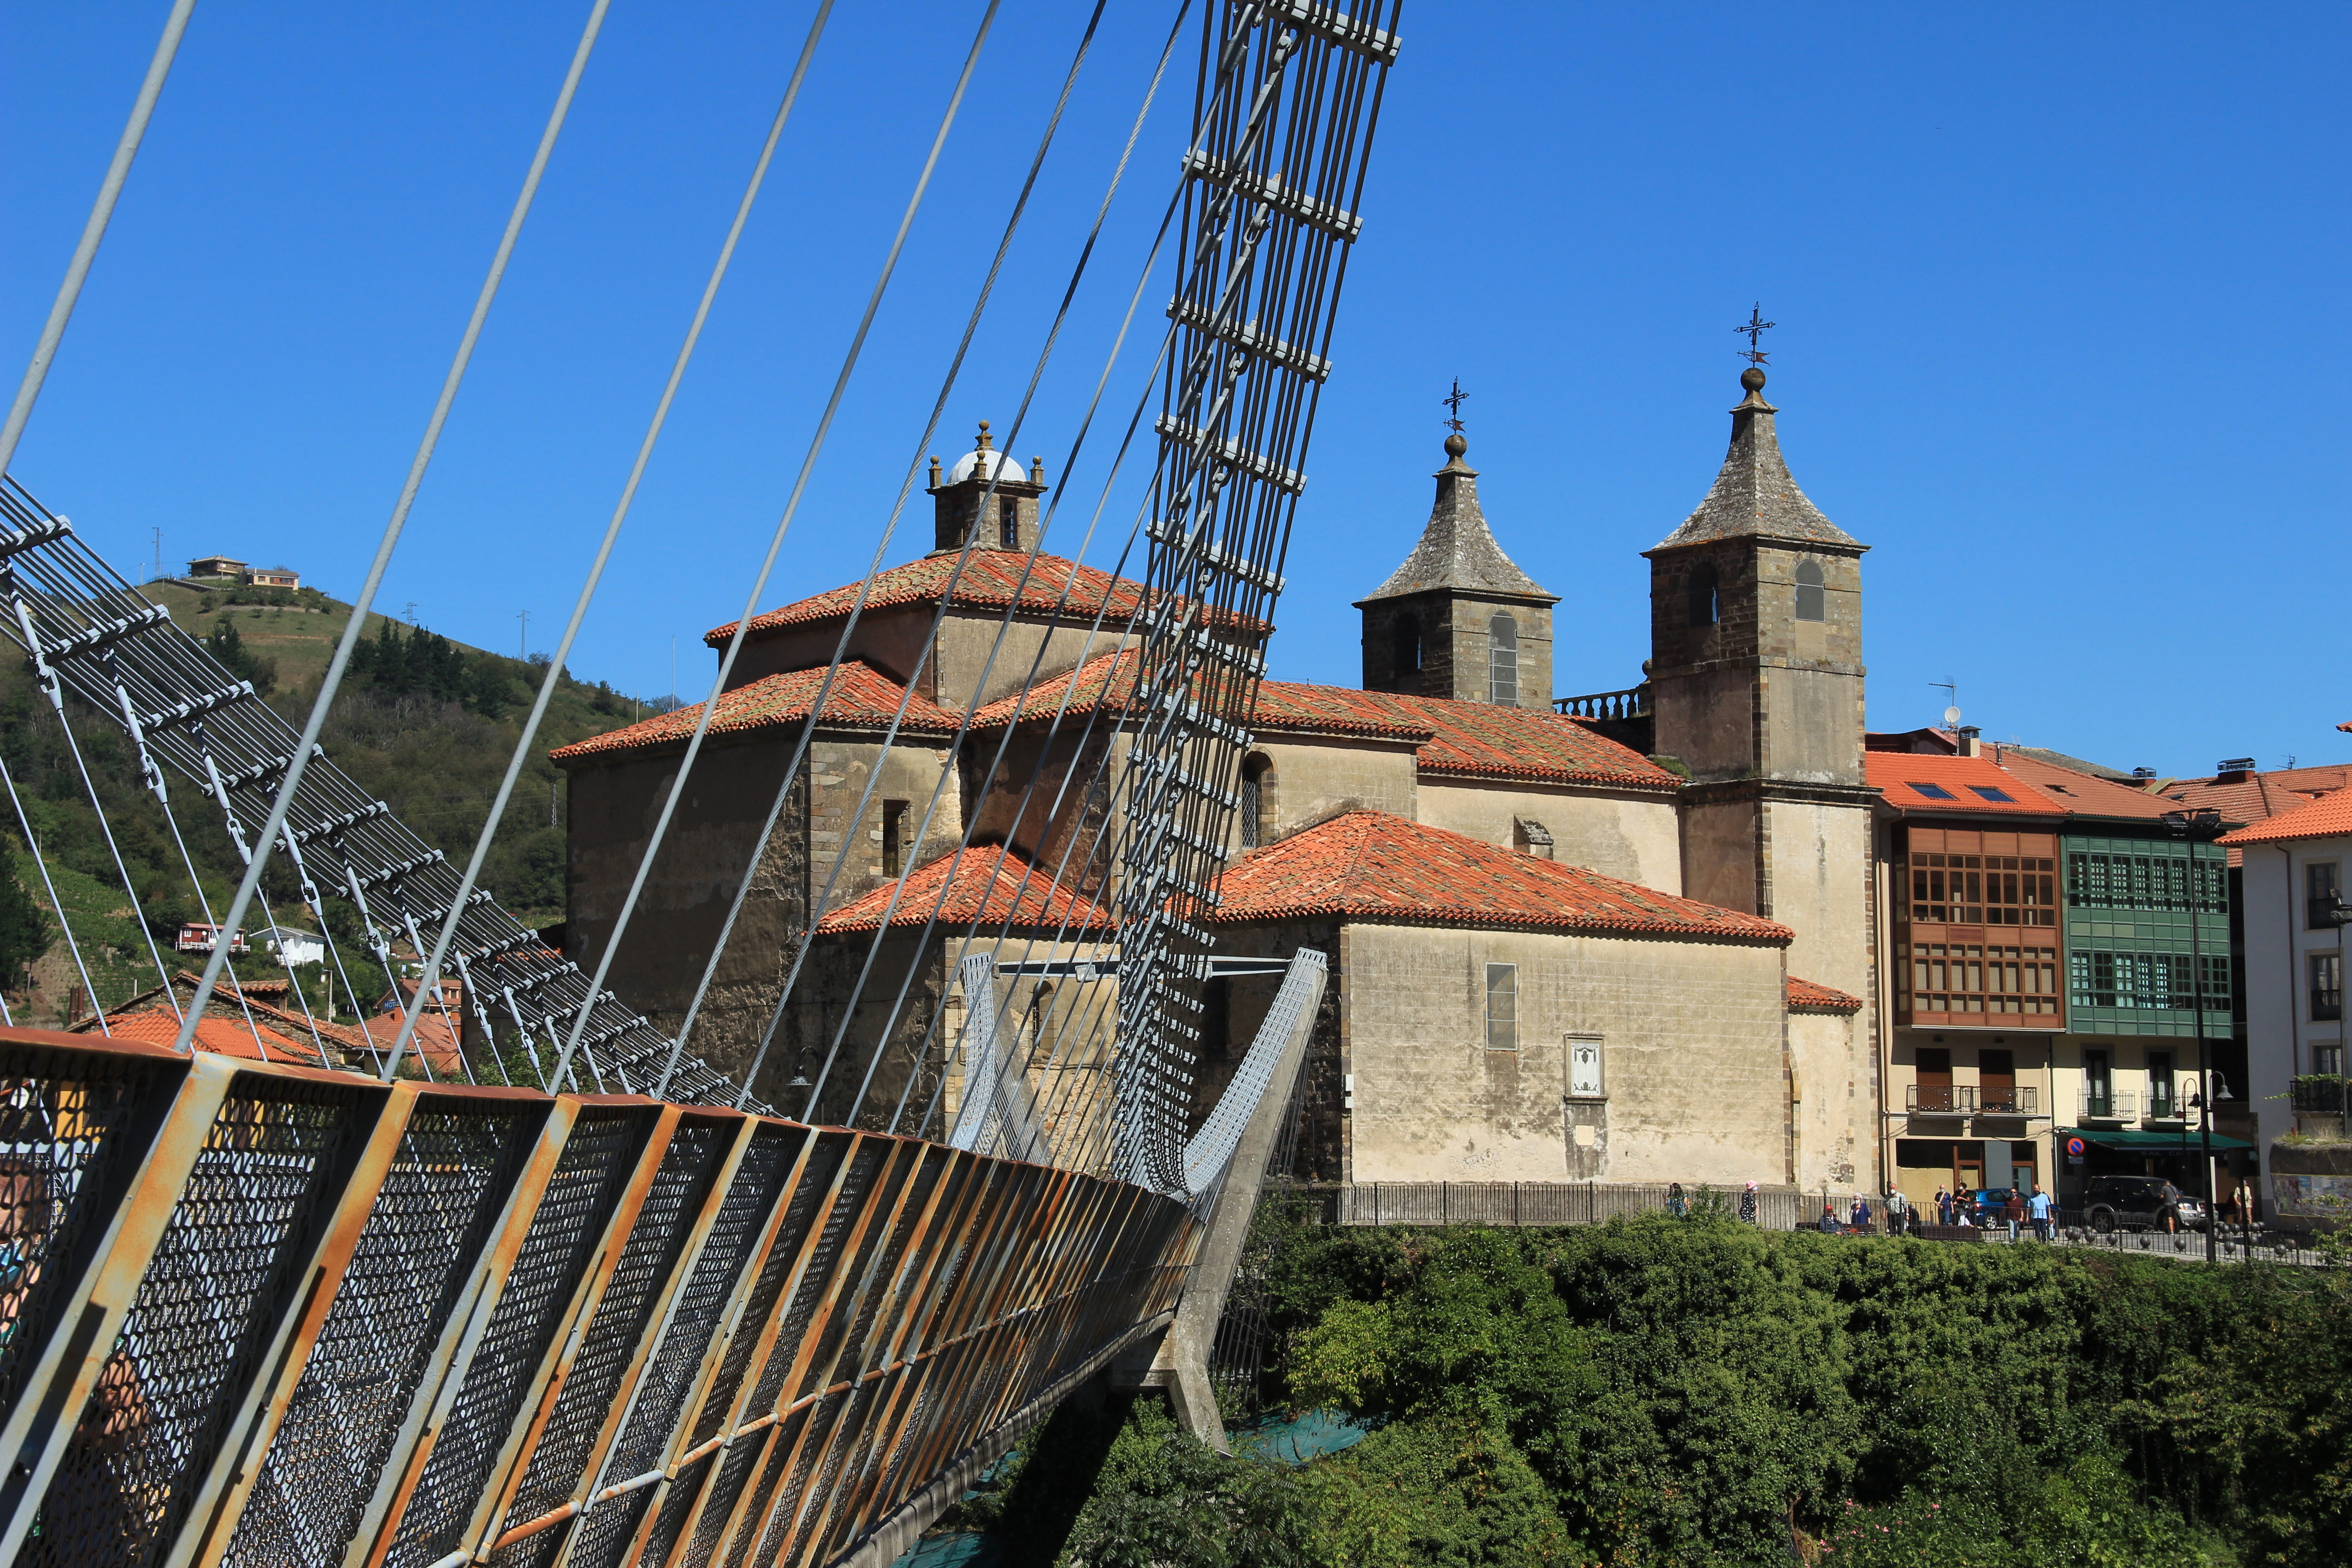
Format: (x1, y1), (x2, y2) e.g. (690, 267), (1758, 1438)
(2189, 1073), (2233, 1264)
(2161, 808), (2226, 1263)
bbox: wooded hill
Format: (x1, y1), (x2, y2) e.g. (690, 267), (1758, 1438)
(0, 580), (662, 1026)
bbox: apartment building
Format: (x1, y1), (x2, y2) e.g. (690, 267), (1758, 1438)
(1871, 741), (2254, 1211)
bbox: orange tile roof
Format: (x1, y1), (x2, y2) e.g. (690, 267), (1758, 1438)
(813, 844), (1114, 935)
(1211, 810), (1790, 943)
(706, 551), (1155, 645)
(360, 1011), (466, 1075)
(1864, 754), (2066, 816)
(2150, 763), (2352, 830)
(551, 662), (957, 765)
(2218, 788), (2352, 848)
(1988, 750), (2176, 820)
(1787, 977), (1863, 1013)
(88, 1006), (306, 1062)
(973, 652), (1677, 791)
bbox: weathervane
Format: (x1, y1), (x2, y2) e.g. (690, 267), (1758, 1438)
(1441, 378), (1469, 432)
(1735, 303), (1775, 365)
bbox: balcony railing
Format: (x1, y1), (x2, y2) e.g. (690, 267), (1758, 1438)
(2079, 1090), (2135, 1121)
(2292, 1075), (2348, 1115)
(1977, 1085), (2039, 1116)
(1908, 1084), (1976, 1114)
(1555, 684), (1650, 721)
(2144, 1092), (2185, 1122)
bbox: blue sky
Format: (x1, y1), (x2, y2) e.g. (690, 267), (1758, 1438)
(5, 2), (2346, 777)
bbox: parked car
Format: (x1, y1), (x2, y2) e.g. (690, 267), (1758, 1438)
(2082, 1175), (2205, 1233)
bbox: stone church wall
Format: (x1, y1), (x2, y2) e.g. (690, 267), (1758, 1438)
(1788, 1007), (1869, 1191)
(1414, 779), (1681, 893)
(1243, 736), (1418, 844)
(1339, 922), (1788, 1186)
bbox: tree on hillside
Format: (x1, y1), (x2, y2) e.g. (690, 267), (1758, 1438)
(0, 838), (51, 991)
(204, 617), (276, 694)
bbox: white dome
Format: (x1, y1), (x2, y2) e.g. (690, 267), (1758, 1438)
(946, 449), (1029, 485)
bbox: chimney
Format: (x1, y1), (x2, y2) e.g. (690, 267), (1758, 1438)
(1955, 724), (1983, 759)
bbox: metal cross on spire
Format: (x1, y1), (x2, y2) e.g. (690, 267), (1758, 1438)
(1441, 378), (1469, 431)
(1736, 303), (1775, 365)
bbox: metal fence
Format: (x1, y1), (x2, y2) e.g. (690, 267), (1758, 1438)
(0, 1027), (1196, 1567)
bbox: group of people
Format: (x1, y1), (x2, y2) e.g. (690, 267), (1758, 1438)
(1802, 1183), (2057, 1241)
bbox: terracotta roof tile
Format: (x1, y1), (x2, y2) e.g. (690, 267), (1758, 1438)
(1787, 977), (1863, 1013)
(2152, 764), (2352, 830)
(814, 844), (1113, 935)
(1864, 754), (2066, 816)
(706, 551), (1151, 644)
(2218, 788), (2352, 848)
(551, 662), (956, 765)
(974, 652), (1677, 791)
(83, 1007), (304, 1062)
(1211, 810), (1790, 943)
(1989, 751), (2176, 820)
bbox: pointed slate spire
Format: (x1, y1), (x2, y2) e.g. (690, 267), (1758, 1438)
(1652, 368), (1859, 551)
(1362, 433), (1555, 602)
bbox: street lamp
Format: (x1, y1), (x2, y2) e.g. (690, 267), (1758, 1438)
(2189, 1073), (2234, 1263)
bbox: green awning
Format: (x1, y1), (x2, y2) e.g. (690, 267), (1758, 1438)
(2055, 1126), (2254, 1152)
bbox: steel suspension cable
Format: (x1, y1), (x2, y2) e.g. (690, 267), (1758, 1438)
(0, 0), (199, 477)
(548, 0), (1004, 1092)
(178, 0), (612, 1056)
(385, 0), (835, 1081)
(0, 750), (107, 1034)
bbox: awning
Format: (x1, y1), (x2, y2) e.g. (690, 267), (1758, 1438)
(2055, 1126), (2254, 1152)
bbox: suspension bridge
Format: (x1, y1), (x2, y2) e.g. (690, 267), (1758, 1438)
(0, 1), (1398, 1563)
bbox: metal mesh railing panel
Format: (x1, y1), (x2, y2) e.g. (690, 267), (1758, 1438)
(794, 1154), (914, 1404)
(677, 1435), (764, 1568)
(223, 1102), (529, 1568)
(23, 1082), (356, 1568)
(383, 1108), (646, 1568)
(0, 1048), (152, 1427)
(637, 1449), (714, 1568)
(491, 1121), (723, 1538)
(746, 1142), (882, 1417)
(761, 1395), (846, 1568)
(690, 1132), (842, 1447)
(833, 1149), (945, 1378)
(783, 1387), (870, 1566)
(718, 1414), (804, 1568)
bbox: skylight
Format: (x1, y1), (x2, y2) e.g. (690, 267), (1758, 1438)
(1908, 782), (1955, 799)
(1970, 785), (2015, 802)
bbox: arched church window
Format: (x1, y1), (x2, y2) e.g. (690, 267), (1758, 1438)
(1239, 754), (1274, 848)
(1688, 563), (1719, 628)
(1488, 613), (1519, 706)
(1391, 617), (1421, 689)
(1027, 982), (1059, 1066)
(1794, 559), (1826, 622)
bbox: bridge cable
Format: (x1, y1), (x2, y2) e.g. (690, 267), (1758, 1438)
(0, 0), (199, 478)
(547, 0), (1005, 1093)
(385, 0), (836, 1084)
(178, 0), (612, 1058)
(0, 749), (108, 1034)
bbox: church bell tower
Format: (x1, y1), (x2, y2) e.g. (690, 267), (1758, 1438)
(928, 419), (1048, 554)
(1645, 366), (1873, 993)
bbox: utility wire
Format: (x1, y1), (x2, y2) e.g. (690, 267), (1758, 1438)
(387, 0), (835, 1082)
(180, 0), (612, 1056)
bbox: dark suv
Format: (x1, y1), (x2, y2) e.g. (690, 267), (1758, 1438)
(2082, 1175), (2204, 1233)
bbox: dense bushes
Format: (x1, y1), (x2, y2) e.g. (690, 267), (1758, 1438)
(980, 1216), (2348, 1566)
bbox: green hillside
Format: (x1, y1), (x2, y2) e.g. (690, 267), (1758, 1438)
(0, 580), (661, 1026)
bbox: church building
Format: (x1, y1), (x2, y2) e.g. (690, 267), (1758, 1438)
(552, 369), (1879, 1197)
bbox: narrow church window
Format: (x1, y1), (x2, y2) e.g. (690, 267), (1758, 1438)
(1391, 618), (1421, 687)
(1239, 755), (1273, 849)
(1028, 982), (1059, 1065)
(882, 799), (909, 876)
(1794, 559), (1826, 621)
(1485, 963), (1518, 1050)
(1687, 562), (1719, 627)
(1488, 613), (1518, 706)
(999, 496), (1020, 549)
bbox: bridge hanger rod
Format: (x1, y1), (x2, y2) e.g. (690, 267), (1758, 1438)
(391, 0), (835, 1082)
(548, 0), (1007, 1096)
(183, 0), (616, 1063)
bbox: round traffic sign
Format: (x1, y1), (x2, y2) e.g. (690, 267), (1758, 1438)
(2066, 1137), (2086, 1157)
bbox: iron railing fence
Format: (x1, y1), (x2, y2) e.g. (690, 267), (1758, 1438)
(0, 1027), (1196, 1568)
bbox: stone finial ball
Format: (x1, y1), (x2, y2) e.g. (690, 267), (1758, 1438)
(1740, 367), (1767, 392)
(1443, 432), (1468, 459)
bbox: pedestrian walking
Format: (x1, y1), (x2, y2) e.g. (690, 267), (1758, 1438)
(1935, 1185), (1953, 1227)
(2002, 1187), (2025, 1242)
(1667, 1182), (1688, 1218)
(1886, 1188), (1909, 1235)
(2027, 1183), (2053, 1241)
(1849, 1196), (1873, 1232)
(1739, 1180), (1759, 1226)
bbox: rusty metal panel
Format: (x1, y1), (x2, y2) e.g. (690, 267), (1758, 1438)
(18, 1061), (381, 1568)
(210, 1088), (547, 1568)
(688, 1130), (843, 1450)
(370, 1103), (657, 1568)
